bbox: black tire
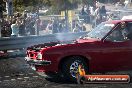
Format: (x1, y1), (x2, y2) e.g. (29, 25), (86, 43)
(61, 56), (88, 82)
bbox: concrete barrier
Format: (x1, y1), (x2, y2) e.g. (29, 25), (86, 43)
(0, 32), (88, 50)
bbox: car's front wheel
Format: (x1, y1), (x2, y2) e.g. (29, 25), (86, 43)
(61, 56), (88, 82)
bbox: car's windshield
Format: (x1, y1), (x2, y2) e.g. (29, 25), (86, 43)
(85, 22), (115, 39)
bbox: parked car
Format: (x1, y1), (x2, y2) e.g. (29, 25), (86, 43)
(25, 20), (132, 81)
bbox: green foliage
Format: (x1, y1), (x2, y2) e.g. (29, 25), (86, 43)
(50, 0), (79, 10)
(12, 0), (94, 13)
(48, 0), (94, 11)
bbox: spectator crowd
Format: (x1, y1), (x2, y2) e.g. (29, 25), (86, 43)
(1, 1), (129, 37)
(0, 10), (87, 37)
(79, 1), (107, 28)
(0, 10), (41, 37)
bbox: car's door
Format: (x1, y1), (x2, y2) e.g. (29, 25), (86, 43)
(123, 22), (132, 69)
(91, 23), (132, 72)
(101, 40), (131, 70)
(121, 40), (132, 69)
(101, 22), (132, 71)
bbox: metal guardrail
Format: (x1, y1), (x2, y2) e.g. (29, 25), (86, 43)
(0, 32), (88, 50)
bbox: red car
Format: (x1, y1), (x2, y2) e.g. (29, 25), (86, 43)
(25, 20), (132, 81)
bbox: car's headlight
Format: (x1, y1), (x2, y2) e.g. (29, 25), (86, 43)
(37, 53), (42, 60)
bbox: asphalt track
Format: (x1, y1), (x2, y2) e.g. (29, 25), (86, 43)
(0, 57), (131, 88)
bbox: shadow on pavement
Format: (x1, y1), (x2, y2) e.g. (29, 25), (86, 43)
(45, 77), (77, 84)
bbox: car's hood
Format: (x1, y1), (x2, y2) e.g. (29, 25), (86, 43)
(27, 42), (61, 51)
(27, 38), (100, 52)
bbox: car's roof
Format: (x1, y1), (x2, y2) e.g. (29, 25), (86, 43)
(121, 15), (132, 20)
(105, 20), (132, 24)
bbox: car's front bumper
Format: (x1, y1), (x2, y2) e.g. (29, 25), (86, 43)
(25, 57), (51, 66)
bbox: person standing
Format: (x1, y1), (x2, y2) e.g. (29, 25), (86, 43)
(52, 19), (59, 33)
(34, 18), (41, 35)
(124, 0), (130, 9)
(5, 0), (13, 16)
(19, 19), (25, 36)
(99, 5), (107, 22)
(11, 20), (20, 37)
(0, 3), (3, 19)
(0, 19), (2, 37)
(45, 20), (53, 34)
(29, 19), (35, 35)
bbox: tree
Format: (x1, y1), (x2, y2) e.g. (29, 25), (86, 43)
(11, 0), (94, 13)
(0, 0), (6, 18)
(50, 0), (80, 10)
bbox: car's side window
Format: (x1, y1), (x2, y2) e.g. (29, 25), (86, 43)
(126, 22), (132, 40)
(107, 30), (125, 42)
(106, 24), (126, 42)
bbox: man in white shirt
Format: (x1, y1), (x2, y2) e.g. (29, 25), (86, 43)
(124, 0), (131, 9)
